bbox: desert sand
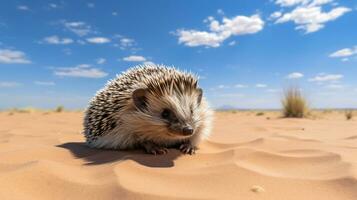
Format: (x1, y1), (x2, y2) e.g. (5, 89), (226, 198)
(0, 110), (357, 200)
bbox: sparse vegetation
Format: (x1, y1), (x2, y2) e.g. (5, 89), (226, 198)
(282, 87), (309, 118)
(345, 110), (354, 120)
(55, 106), (64, 113)
(8, 107), (36, 113)
(256, 112), (265, 116)
(322, 109), (333, 114)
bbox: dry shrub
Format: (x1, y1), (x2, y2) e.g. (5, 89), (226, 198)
(55, 106), (64, 113)
(282, 87), (308, 118)
(256, 112), (265, 116)
(9, 107), (33, 113)
(345, 110), (354, 120)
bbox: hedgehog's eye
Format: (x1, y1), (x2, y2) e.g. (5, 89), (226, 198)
(161, 109), (171, 119)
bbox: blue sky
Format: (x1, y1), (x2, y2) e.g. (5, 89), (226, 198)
(0, 0), (357, 109)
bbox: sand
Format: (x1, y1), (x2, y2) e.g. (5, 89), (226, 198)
(0, 111), (357, 200)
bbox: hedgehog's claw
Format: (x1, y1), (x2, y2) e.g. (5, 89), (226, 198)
(150, 147), (168, 155)
(179, 143), (197, 155)
(143, 142), (168, 155)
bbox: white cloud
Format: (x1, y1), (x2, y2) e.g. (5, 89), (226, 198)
(17, 5), (29, 10)
(309, 0), (334, 6)
(86, 37), (110, 44)
(266, 89), (280, 93)
(54, 64), (108, 78)
(87, 3), (95, 8)
(309, 73), (343, 82)
(62, 21), (92, 37)
(0, 49), (31, 64)
(276, 0), (307, 7)
(49, 3), (58, 8)
(34, 81), (55, 86)
(269, 11), (283, 19)
(276, 6), (351, 33)
(47, 3), (65, 9)
(96, 58), (106, 64)
(341, 58), (349, 62)
(215, 93), (245, 98)
(275, 0), (333, 7)
(256, 84), (267, 88)
(286, 72), (304, 79)
(176, 14), (264, 47)
(274, 0), (351, 33)
(203, 16), (214, 23)
(228, 41), (236, 46)
(62, 48), (72, 55)
(329, 46), (357, 58)
(119, 38), (135, 48)
(42, 35), (73, 44)
(218, 85), (229, 89)
(325, 84), (345, 89)
(122, 55), (146, 62)
(217, 9), (225, 15)
(235, 84), (248, 88)
(0, 82), (21, 88)
(176, 30), (227, 47)
(112, 36), (139, 51)
(209, 15), (264, 35)
(212, 84), (248, 90)
(143, 61), (155, 66)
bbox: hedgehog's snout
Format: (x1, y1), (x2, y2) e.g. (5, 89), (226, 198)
(168, 123), (194, 137)
(182, 126), (194, 136)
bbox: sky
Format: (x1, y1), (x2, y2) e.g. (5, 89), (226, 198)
(0, 0), (357, 109)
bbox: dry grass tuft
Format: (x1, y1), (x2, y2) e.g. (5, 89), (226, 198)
(345, 110), (354, 120)
(282, 87), (309, 118)
(256, 112), (265, 116)
(7, 107), (38, 114)
(54, 106), (64, 113)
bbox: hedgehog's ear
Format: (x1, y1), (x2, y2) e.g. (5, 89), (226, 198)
(197, 88), (203, 105)
(132, 88), (148, 111)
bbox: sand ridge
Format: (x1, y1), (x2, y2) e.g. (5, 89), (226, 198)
(0, 111), (357, 200)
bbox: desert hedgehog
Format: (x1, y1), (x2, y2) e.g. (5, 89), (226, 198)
(83, 65), (212, 155)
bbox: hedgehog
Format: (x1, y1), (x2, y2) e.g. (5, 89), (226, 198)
(83, 65), (212, 155)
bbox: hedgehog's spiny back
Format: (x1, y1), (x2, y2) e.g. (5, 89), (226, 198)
(123, 66), (198, 96)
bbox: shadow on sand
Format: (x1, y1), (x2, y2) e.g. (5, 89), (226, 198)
(57, 142), (182, 168)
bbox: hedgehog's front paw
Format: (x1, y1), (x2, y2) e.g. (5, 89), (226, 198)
(179, 143), (197, 155)
(143, 142), (168, 155)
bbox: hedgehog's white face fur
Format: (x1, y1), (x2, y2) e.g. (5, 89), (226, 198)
(131, 87), (203, 140)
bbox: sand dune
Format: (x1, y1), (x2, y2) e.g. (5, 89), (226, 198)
(1, 111), (357, 200)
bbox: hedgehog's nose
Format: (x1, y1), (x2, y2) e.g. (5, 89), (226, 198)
(182, 126), (194, 136)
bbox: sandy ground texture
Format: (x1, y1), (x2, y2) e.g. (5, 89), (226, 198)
(0, 111), (357, 200)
